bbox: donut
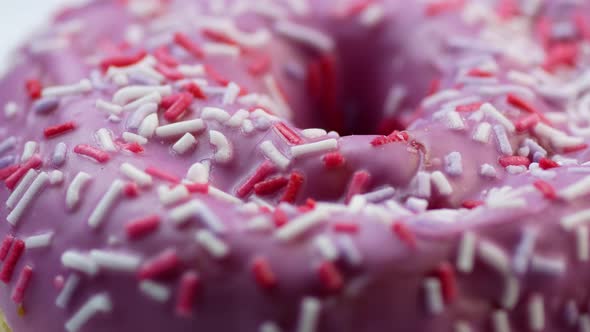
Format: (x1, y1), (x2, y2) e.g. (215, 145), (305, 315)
(2, 0), (590, 331)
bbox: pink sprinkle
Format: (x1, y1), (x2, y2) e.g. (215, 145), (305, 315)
(175, 271), (200, 317)
(455, 102), (484, 113)
(506, 93), (550, 123)
(154, 46), (179, 67)
(44, 121), (77, 138)
(126, 215), (161, 240)
(236, 161), (276, 198)
(252, 257), (277, 290)
(183, 83), (207, 100)
(563, 143), (588, 154)
(322, 152), (346, 169)
(145, 166), (181, 184)
(5, 155), (43, 190)
(274, 123), (304, 145)
(247, 54), (271, 76)
(0, 235), (15, 261)
(392, 222), (417, 249)
(467, 68), (494, 77)
(11, 265), (33, 304)
(332, 222), (359, 233)
(156, 63), (184, 81)
(345, 171), (371, 203)
(254, 176), (289, 196)
(344, 0), (372, 16)
(174, 32), (204, 59)
(1, 239), (25, 283)
(124, 182), (140, 198)
(53, 275), (65, 290)
(534, 180), (557, 200)
(202, 29), (239, 47)
(0, 165), (20, 181)
(164, 93), (193, 122)
(74, 144), (110, 164)
(280, 172), (305, 203)
(138, 249), (181, 280)
(273, 209), (288, 228)
(514, 114), (540, 132)
(539, 158), (559, 170)
(25, 79), (42, 100)
(498, 156), (531, 168)
(318, 261), (343, 292)
(435, 263), (457, 304)
(370, 131), (409, 147)
(461, 200), (484, 209)
(99, 50), (147, 71)
(425, 0), (464, 16)
(185, 183), (209, 194)
(120, 142), (144, 154)
(160, 93), (184, 109)
(204, 65), (230, 86)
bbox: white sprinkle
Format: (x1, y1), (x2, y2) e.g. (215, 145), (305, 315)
(564, 300), (579, 327)
(559, 176), (590, 201)
(530, 255), (566, 276)
(203, 43), (240, 57)
(95, 128), (117, 152)
(275, 209), (329, 241)
(471, 123), (491, 144)
(7, 172), (49, 226)
(6, 169), (37, 209)
(383, 85), (407, 117)
(122, 132), (148, 145)
(42, 79), (92, 98)
(276, 20), (333, 52)
(158, 185), (190, 206)
(480, 164), (497, 178)
(186, 162), (210, 184)
(222, 82), (241, 105)
(202, 107), (231, 123)
(577, 226), (589, 262)
(301, 128), (327, 139)
(195, 230), (230, 259)
(123, 92), (162, 112)
(138, 113), (159, 138)
(156, 119), (205, 138)
(225, 109), (249, 127)
(528, 294), (544, 331)
(209, 130), (233, 163)
(88, 180), (125, 229)
(481, 103), (515, 133)
(89, 250), (141, 272)
(52, 142), (67, 167)
(431, 171), (453, 196)
(457, 231), (476, 273)
(95, 99), (123, 116)
(24, 232), (54, 249)
(170, 200), (226, 233)
(337, 235), (363, 266)
(561, 209), (590, 230)
(296, 297), (322, 332)
(359, 4), (384, 27)
(422, 90), (461, 109)
(50, 170), (64, 185)
(492, 310), (511, 332)
(260, 141), (290, 170)
(446, 111), (465, 130)
(444, 152), (463, 176)
(260, 322), (283, 332)
(139, 281), (171, 302)
(242, 119), (255, 133)
(581, 314), (590, 332)
(507, 70), (537, 86)
(478, 240), (510, 275)
(513, 228), (537, 274)
(65, 293), (112, 332)
(4, 102), (18, 119)
(263, 75), (292, 119)
(361, 186), (396, 203)
(56, 274), (80, 308)
(454, 321), (472, 332)
(414, 171), (432, 198)
(61, 251), (98, 276)
(405, 197), (428, 213)
(172, 133), (197, 155)
(493, 125), (513, 155)
(120, 163), (152, 187)
(66, 172), (92, 211)
(113, 85), (171, 105)
(501, 276), (520, 309)
(424, 277), (444, 315)
(208, 186), (242, 204)
(291, 139), (338, 158)
(177, 64), (205, 77)
(314, 235), (339, 261)
(21, 141), (38, 162)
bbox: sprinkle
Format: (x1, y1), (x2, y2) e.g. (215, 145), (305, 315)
(88, 180), (125, 229)
(175, 271), (200, 316)
(96, 99), (123, 115)
(391, 222), (416, 249)
(252, 256), (277, 289)
(33, 97), (60, 114)
(164, 93), (193, 122)
(186, 162), (210, 184)
(260, 322), (282, 332)
(138, 113), (159, 138)
(492, 310), (511, 332)
(20, 141), (38, 162)
(55, 274), (80, 308)
(174, 32), (204, 59)
(499, 156), (530, 168)
(158, 185), (190, 206)
(155, 119), (205, 138)
(124, 92), (162, 112)
(74, 144), (110, 164)
(501, 276), (520, 309)
(275, 209), (329, 241)
(539, 158), (559, 169)
(49, 170), (64, 185)
(61, 251), (98, 276)
(431, 171), (453, 196)
(119, 163), (152, 187)
(513, 228), (537, 274)
(64, 293), (112, 332)
(99, 51), (147, 71)
(274, 122), (304, 145)
(113, 85), (171, 105)
(6, 169), (37, 209)
(122, 132), (148, 145)
(582, 315), (590, 332)
(530, 255), (566, 276)
(169, 200), (226, 232)
(577, 226), (589, 262)
(139, 281), (170, 303)
(209, 130), (233, 163)
(405, 197), (428, 212)
(0, 235), (14, 261)
(42, 79), (92, 98)
(318, 261), (343, 292)
(24, 232), (54, 249)
(561, 209), (590, 230)
(260, 141), (290, 170)
(291, 139), (338, 158)
(444, 152), (463, 176)
(314, 235), (339, 261)
(559, 176), (590, 201)
(126, 215), (161, 239)
(7, 172), (49, 226)
(478, 240), (510, 275)
(494, 125), (513, 155)
(533, 180), (556, 200)
(280, 172), (305, 203)
(25, 79), (42, 99)
(480, 164), (498, 178)
(44, 121), (76, 138)
(346, 171), (371, 203)
(90, 250), (141, 272)
(11, 265), (32, 304)
(237, 161), (276, 198)
(424, 277), (444, 315)
(4, 102), (18, 118)
(275, 21), (334, 51)
(195, 230), (230, 259)
(172, 133), (197, 154)
(296, 297), (322, 332)
(414, 171), (432, 198)
(93, 128), (116, 152)
(145, 166), (180, 184)
(457, 231), (476, 273)
(255, 176), (289, 196)
(446, 111), (465, 130)
(66, 172), (92, 211)
(481, 103), (515, 133)
(0, 239), (25, 282)
(201, 106), (231, 122)
(138, 249), (181, 280)
(527, 294), (544, 331)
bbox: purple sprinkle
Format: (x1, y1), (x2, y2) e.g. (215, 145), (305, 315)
(0, 155), (15, 168)
(33, 98), (60, 114)
(0, 136), (16, 155)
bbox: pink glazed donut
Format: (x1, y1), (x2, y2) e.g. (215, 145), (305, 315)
(2, 0), (590, 331)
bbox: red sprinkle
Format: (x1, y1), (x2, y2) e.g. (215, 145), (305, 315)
(236, 161), (276, 198)
(345, 171), (371, 203)
(74, 145), (110, 164)
(154, 46), (179, 67)
(121, 142), (144, 154)
(280, 172), (305, 203)
(174, 32), (204, 59)
(498, 155), (531, 168)
(160, 93), (185, 109)
(164, 93), (193, 122)
(461, 200), (484, 209)
(563, 143), (588, 154)
(145, 166), (181, 184)
(539, 158), (559, 170)
(273, 208), (289, 228)
(183, 82), (207, 100)
(514, 114), (540, 132)
(124, 182), (140, 198)
(43, 121), (76, 138)
(138, 249), (181, 280)
(156, 63), (184, 81)
(5, 155), (43, 190)
(99, 50), (147, 71)
(126, 215), (161, 239)
(435, 263), (457, 304)
(204, 65), (230, 86)
(533, 180), (557, 200)
(11, 265), (33, 304)
(274, 122), (304, 145)
(0, 239), (25, 283)
(254, 176), (289, 196)
(333, 222), (359, 233)
(467, 68), (494, 77)
(322, 152), (346, 169)
(202, 29), (239, 47)
(0, 165), (20, 181)
(392, 222), (417, 249)
(248, 54), (272, 76)
(318, 261), (344, 292)
(544, 42), (578, 71)
(0, 235), (14, 261)
(506, 93), (551, 125)
(252, 257), (277, 290)
(185, 182), (209, 194)
(425, 0), (464, 16)
(371, 131), (409, 146)
(25, 79), (42, 100)
(175, 271), (200, 317)
(455, 101), (484, 113)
